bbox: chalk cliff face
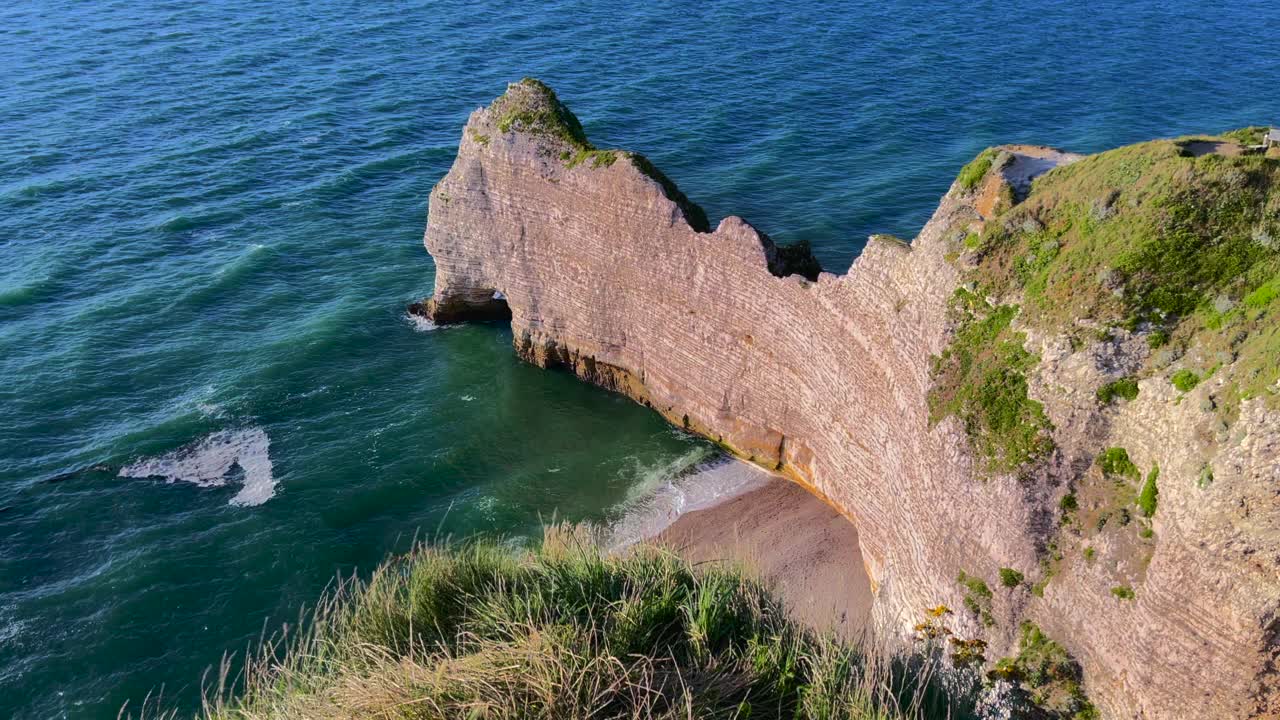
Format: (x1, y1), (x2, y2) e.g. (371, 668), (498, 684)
(421, 80), (1278, 719)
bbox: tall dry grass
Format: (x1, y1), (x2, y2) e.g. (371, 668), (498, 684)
(127, 526), (967, 720)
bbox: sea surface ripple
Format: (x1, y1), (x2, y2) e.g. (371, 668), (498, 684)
(1, 1), (1277, 717)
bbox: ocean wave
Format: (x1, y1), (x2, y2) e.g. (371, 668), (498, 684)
(0, 281), (42, 308)
(118, 427), (276, 507)
(0, 606), (21, 646)
(405, 311), (464, 333)
(606, 452), (770, 549)
(153, 209), (241, 234)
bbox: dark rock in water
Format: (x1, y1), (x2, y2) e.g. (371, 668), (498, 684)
(408, 292), (511, 325)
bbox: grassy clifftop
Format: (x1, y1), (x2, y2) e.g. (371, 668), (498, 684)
(970, 134), (1280, 407)
(189, 530), (957, 720)
(932, 132), (1280, 471)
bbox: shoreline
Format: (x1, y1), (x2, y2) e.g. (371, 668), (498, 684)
(624, 459), (873, 639)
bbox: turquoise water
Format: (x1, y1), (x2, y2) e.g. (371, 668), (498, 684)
(2, 1), (1277, 717)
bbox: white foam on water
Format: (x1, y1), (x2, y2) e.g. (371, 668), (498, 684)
(605, 453), (772, 550)
(405, 311), (439, 332)
(196, 402), (227, 419)
(118, 427), (276, 507)
(0, 606), (22, 645)
(459, 394), (476, 402)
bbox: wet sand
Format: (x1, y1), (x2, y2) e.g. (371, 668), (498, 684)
(657, 476), (873, 639)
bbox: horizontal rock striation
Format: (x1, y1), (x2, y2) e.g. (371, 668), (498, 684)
(421, 79), (1278, 718)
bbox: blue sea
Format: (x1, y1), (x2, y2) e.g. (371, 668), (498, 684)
(2, 1), (1277, 717)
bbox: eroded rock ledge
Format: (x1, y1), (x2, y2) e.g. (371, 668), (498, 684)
(420, 80), (1278, 719)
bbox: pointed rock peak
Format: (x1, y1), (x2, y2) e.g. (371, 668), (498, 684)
(488, 78), (592, 151)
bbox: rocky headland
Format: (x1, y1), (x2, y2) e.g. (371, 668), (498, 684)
(418, 79), (1279, 719)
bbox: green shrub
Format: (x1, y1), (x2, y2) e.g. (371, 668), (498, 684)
(1170, 369), (1202, 392)
(1111, 585), (1136, 600)
(1097, 447), (1140, 480)
(1137, 465), (1159, 517)
(988, 623), (1098, 718)
(999, 568), (1024, 588)
(1096, 377), (1140, 404)
(957, 571), (996, 626)
(1243, 277), (1280, 309)
(1083, 547), (1095, 562)
(1221, 126), (1268, 145)
(957, 571), (993, 600)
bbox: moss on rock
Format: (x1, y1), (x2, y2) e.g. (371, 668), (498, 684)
(928, 290), (1054, 473)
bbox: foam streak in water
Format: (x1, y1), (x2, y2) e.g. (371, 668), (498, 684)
(118, 428), (276, 506)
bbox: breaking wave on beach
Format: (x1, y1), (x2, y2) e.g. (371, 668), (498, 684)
(606, 455), (772, 549)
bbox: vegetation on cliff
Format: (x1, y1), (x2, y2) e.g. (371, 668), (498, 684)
(928, 289), (1054, 473)
(958, 135), (1280, 416)
(488, 79), (714, 234)
(492, 77), (594, 150)
(988, 623), (1098, 720)
(956, 149), (998, 191)
(188, 530), (959, 720)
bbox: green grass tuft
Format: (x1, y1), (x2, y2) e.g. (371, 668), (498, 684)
(999, 568), (1024, 588)
(563, 148), (620, 170)
(1110, 585), (1136, 600)
(1197, 464), (1215, 489)
(1170, 369), (1202, 392)
(1096, 377), (1139, 404)
(957, 148), (998, 191)
(1136, 465), (1159, 517)
(928, 292), (1054, 473)
(1096, 447), (1140, 480)
(188, 529), (964, 720)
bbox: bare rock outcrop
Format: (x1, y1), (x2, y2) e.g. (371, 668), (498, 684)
(419, 79), (1278, 719)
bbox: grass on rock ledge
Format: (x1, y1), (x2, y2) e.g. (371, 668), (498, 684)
(957, 134), (1280, 415)
(928, 289), (1054, 474)
(157, 528), (962, 720)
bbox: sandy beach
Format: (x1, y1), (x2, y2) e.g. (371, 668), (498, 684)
(657, 474), (873, 639)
